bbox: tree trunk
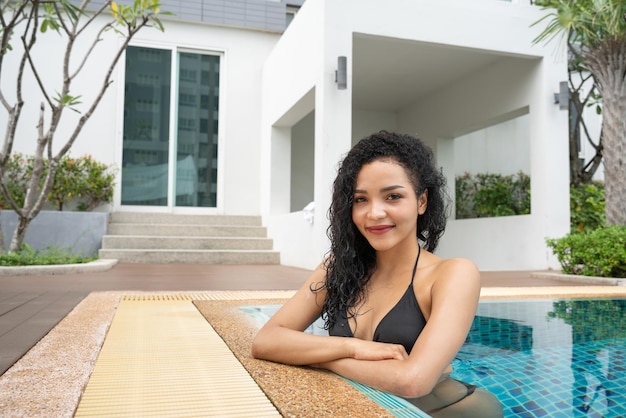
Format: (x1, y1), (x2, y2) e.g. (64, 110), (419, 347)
(0, 221), (5, 254)
(9, 215), (29, 253)
(586, 40), (626, 226)
(568, 85), (604, 185)
(601, 91), (626, 225)
(7, 103), (57, 253)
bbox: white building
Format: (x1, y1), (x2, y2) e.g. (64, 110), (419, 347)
(1, 0), (570, 271)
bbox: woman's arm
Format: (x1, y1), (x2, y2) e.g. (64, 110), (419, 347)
(316, 258), (481, 398)
(251, 265), (408, 365)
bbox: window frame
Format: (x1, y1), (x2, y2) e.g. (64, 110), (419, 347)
(115, 41), (226, 214)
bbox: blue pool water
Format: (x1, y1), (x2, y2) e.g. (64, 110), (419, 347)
(242, 298), (626, 418)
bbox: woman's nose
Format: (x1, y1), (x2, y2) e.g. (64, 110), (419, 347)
(367, 200), (386, 219)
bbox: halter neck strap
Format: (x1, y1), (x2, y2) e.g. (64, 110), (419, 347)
(410, 246), (421, 285)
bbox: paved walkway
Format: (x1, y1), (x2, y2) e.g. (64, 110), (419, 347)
(0, 263), (610, 377)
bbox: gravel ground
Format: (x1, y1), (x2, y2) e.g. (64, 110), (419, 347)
(0, 292), (121, 418)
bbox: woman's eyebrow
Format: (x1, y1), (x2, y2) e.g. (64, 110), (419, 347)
(353, 185), (405, 194)
(381, 185), (405, 192)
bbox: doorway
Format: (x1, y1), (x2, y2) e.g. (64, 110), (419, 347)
(120, 46), (221, 210)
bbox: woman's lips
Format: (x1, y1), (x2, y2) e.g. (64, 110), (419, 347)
(366, 225), (394, 235)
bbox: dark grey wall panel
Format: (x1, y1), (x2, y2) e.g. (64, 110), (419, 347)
(84, 0), (292, 32)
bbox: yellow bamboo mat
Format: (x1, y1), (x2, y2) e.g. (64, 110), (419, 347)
(75, 295), (281, 417)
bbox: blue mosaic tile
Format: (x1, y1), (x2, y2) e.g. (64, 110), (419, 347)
(341, 378), (431, 418)
(452, 298), (626, 417)
(242, 298), (626, 418)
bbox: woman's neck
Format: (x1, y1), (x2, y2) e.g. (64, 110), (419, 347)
(373, 240), (421, 280)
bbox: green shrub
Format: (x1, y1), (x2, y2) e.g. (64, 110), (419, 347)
(546, 225), (626, 278)
(0, 244), (96, 266)
(570, 182), (605, 233)
(75, 155), (116, 211)
(0, 153), (32, 209)
(48, 155), (116, 211)
(48, 155), (84, 211)
(455, 171), (530, 219)
(0, 153), (116, 211)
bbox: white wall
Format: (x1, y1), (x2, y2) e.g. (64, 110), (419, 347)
(1, 14), (279, 215)
(454, 113), (531, 176)
(261, 0), (327, 268)
(342, 0), (548, 57)
(262, 0), (569, 271)
(0, 15), (122, 161)
(351, 110), (397, 146)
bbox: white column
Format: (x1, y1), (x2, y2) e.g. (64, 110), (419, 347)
(530, 59), (570, 268)
(312, 25), (353, 260)
(270, 127), (292, 214)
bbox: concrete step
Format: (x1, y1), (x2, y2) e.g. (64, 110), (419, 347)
(101, 235), (273, 250)
(106, 223), (267, 238)
(97, 249), (280, 264)
(110, 212), (261, 226)
(102, 212), (278, 264)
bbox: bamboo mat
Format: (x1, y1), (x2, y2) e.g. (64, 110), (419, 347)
(75, 294), (286, 418)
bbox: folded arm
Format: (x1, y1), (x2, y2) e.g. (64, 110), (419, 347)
(251, 265), (407, 365)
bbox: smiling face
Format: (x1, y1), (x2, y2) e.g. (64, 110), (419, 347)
(351, 159), (427, 253)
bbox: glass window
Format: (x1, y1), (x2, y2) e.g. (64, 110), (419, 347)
(175, 52), (220, 207)
(121, 46), (220, 208)
(121, 46), (171, 206)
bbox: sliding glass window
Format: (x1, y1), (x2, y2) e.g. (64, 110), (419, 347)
(121, 46), (220, 208)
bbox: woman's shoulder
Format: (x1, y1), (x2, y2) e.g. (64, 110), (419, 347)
(428, 256), (480, 288)
(437, 257), (479, 272)
(421, 251), (478, 275)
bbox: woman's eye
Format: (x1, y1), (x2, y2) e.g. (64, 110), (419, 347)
(387, 193), (402, 200)
(353, 196), (366, 203)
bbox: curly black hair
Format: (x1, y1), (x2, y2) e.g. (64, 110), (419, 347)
(316, 130), (450, 331)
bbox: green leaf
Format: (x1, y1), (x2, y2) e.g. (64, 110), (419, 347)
(53, 92), (83, 113)
(60, 0), (84, 24)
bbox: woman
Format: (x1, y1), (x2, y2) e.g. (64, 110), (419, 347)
(252, 131), (503, 417)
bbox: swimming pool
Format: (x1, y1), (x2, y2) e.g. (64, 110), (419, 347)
(242, 298), (626, 418)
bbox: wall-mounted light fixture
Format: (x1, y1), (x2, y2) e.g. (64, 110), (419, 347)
(335, 56), (347, 90)
(554, 81), (569, 110)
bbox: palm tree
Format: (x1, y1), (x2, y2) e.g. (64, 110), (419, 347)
(534, 0), (626, 226)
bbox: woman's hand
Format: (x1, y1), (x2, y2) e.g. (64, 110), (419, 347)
(348, 338), (409, 361)
(311, 339), (408, 369)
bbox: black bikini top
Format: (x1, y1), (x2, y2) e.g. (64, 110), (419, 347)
(328, 247), (427, 354)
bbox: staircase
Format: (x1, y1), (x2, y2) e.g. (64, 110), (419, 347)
(98, 212), (280, 264)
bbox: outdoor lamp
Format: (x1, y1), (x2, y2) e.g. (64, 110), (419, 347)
(554, 81), (569, 110)
(336, 56), (347, 90)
